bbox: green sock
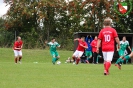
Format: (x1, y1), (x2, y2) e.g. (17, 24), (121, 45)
(120, 59), (124, 63)
(96, 57), (99, 63)
(124, 55), (130, 61)
(55, 58), (58, 62)
(87, 57), (90, 61)
(52, 58), (56, 64)
(126, 60), (128, 64)
(115, 58), (122, 64)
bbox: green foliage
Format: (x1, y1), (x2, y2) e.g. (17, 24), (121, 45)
(0, 48), (133, 88)
(0, 18), (14, 47)
(2, 0), (133, 49)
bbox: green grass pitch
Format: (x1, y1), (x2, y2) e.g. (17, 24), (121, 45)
(0, 48), (133, 88)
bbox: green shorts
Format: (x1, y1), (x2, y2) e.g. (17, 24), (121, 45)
(85, 51), (92, 57)
(132, 47), (133, 52)
(118, 49), (124, 57)
(50, 51), (59, 58)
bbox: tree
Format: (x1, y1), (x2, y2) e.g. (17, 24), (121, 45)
(3, 0), (133, 49)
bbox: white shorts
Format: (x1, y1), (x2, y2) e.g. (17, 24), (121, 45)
(14, 50), (22, 57)
(102, 52), (114, 61)
(73, 50), (84, 58)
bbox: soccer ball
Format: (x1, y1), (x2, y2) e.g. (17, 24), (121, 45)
(57, 61), (61, 65)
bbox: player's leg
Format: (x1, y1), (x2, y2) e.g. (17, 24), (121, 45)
(102, 52), (107, 75)
(96, 54), (100, 64)
(122, 48), (133, 63)
(115, 50), (123, 64)
(126, 59), (128, 64)
(115, 50), (124, 69)
(106, 52), (114, 75)
(123, 51), (133, 63)
(93, 52), (98, 64)
(88, 51), (92, 63)
(72, 50), (78, 63)
(14, 50), (19, 64)
(55, 51), (60, 62)
(85, 51), (89, 63)
(18, 50), (22, 64)
(76, 51), (84, 65)
(51, 51), (56, 64)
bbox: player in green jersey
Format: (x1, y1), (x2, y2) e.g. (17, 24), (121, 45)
(122, 48), (133, 63)
(115, 36), (131, 69)
(45, 38), (60, 64)
(116, 47), (133, 69)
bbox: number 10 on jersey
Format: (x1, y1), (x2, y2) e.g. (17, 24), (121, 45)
(104, 35), (111, 42)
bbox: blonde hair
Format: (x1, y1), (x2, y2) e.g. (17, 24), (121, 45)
(103, 17), (112, 26)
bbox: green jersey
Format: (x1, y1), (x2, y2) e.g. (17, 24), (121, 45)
(120, 41), (129, 51)
(47, 42), (60, 51)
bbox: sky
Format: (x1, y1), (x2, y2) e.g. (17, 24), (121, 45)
(0, 0), (10, 17)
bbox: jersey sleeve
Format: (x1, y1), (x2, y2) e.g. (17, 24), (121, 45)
(56, 42), (60, 47)
(127, 41), (129, 46)
(98, 30), (103, 40)
(78, 39), (81, 42)
(113, 29), (118, 38)
(85, 42), (88, 47)
(14, 42), (18, 48)
(47, 42), (51, 46)
(90, 41), (95, 47)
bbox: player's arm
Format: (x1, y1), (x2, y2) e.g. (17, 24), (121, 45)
(128, 46), (131, 51)
(90, 41), (96, 47)
(44, 41), (49, 46)
(85, 35), (89, 42)
(80, 43), (88, 49)
(57, 43), (61, 48)
(21, 41), (23, 49)
(90, 35), (93, 43)
(126, 41), (131, 51)
(115, 37), (120, 49)
(116, 44), (119, 51)
(74, 38), (79, 41)
(14, 42), (21, 50)
(96, 39), (101, 53)
(21, 44), (23, 49)
(14, 46), (21, 50)
(14, 47), (21, 50)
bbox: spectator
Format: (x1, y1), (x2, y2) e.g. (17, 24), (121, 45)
(96, 54), (102, 64)
(85, 35), (93, 63)
(91, 36), (98, 64)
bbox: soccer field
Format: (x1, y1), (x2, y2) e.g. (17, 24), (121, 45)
(0, 48), (133, 88)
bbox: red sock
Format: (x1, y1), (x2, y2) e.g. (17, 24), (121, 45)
(104, 61), (106, 70)
(104, 61), (107, 73)
(106, 62), (111, 73)
(15, 57), (17, 63)
(76, 58), (80, 64)
(19, 56), (22, 61)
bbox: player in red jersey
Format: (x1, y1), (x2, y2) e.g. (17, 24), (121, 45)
(97, 17), (120, 75)
(91, 36), (98, 64)
(72, 36), (88, 65)
(13, 36), (23, 64)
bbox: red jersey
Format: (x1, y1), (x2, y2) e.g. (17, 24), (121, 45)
(77, 39), (87, 52)
(91, 39), (98, 52)
(98, 27), (118, 51)
(13, 40), (23, 51)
